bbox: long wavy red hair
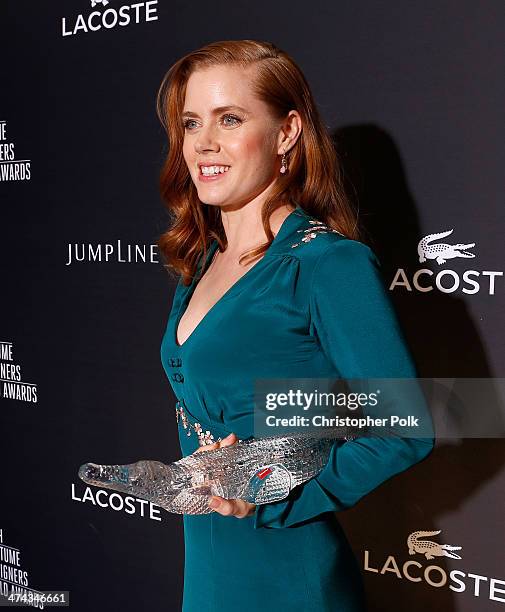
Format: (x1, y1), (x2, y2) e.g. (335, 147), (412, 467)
(156, 39), (361, 285)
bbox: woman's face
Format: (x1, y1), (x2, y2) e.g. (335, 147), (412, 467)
(182, 64), (282, 209)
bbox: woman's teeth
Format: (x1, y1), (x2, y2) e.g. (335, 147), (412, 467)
(201, 165), (230, 176)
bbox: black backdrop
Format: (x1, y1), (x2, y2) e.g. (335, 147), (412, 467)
(1, 2), (504, 611)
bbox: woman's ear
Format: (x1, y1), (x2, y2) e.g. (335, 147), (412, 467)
(277, 110), (302, 155)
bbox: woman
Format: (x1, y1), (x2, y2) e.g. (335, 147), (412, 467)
(158, 40), (434, 612)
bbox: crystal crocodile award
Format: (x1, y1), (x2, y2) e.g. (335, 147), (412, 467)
(78, 427), (361, 515)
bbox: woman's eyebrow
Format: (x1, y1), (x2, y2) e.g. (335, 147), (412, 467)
(181, 105), (249, 118)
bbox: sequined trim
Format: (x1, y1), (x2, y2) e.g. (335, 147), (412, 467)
(291, 219), (344, 248)
(175, 400), (222, 446)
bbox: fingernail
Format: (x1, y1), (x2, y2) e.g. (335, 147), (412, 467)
(209, 497), (221, 509)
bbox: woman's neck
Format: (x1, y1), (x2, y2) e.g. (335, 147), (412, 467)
(218, 202), (295, 256)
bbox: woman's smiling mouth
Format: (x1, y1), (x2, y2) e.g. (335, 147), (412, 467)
(198, 164), (231, 180)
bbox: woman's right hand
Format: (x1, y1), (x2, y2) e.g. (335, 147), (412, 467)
(192, 432), (238, 454)
(192, 433), (256, 519)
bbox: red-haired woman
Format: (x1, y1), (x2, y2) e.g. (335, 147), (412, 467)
(158, 39), (433, 612)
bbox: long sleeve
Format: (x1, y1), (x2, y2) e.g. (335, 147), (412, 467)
(253, 239), (434, 529)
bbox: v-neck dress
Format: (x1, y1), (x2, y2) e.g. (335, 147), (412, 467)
(160, 205), (434, 612)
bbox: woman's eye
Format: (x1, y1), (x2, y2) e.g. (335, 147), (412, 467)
(222, 114), (241, 127)
(182, 114), (242, 131)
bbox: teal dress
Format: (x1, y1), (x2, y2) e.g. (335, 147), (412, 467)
(160, 205), (434, 611)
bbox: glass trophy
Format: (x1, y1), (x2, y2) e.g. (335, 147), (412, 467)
(79, 427), (357, 515)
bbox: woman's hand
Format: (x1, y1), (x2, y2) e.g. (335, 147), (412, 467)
(193, 432), (256, 519)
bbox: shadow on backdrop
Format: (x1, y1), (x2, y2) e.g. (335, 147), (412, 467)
(332, 124), (504, 612)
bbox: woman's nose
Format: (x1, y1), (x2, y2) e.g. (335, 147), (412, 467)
(194, 123), (219, 152)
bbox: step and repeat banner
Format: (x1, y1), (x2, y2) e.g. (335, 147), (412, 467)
(1, 2), (504, 611)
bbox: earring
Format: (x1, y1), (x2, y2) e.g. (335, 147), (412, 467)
(280, 151), (288, 174)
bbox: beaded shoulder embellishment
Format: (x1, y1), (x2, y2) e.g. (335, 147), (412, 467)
(175, 400), (222, 447)
(291, 219), (344, 248)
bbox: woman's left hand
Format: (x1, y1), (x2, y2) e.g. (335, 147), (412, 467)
(194, 432), (256, 519)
